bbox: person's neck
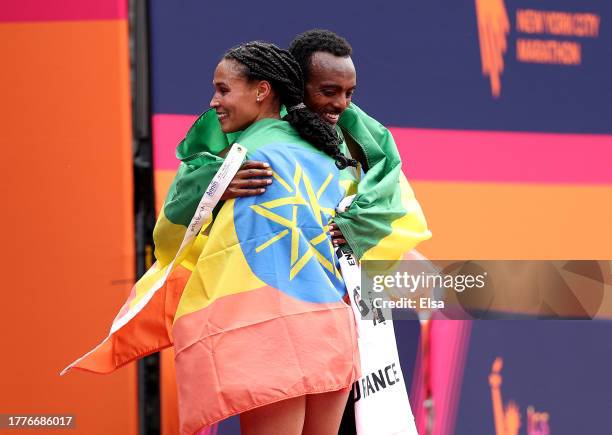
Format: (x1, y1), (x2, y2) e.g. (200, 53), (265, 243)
(253, 105), (281, 123)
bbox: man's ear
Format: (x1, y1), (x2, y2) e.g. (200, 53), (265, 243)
(255, 80), (272, 102)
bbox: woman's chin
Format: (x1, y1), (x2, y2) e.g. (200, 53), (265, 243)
(220, 122), (246, 134)
(219, 122), (234, 133)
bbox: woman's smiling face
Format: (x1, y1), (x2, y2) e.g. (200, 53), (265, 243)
(210, 59), (261, 133)
(304, 52), (357, 126)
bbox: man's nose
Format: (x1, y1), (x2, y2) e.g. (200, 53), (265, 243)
(210, 95), (219, 108)
(333, 95), (349, 110)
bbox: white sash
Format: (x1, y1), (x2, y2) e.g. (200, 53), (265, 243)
(336, 195), (418, 435)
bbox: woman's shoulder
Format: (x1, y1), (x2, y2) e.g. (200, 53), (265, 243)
(237, 118), (310, 152)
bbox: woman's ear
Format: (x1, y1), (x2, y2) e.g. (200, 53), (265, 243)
(255, 80), (272, 102)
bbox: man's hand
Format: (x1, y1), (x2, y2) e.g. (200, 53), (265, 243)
(328, 222), (346, 247)
(221, 160), (273, 200)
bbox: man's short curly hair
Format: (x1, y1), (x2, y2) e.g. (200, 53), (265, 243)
(288, 29), (353, 81)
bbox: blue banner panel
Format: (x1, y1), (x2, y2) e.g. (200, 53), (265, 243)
(455, 321), (612, 435)
(149, 0), (612, 132)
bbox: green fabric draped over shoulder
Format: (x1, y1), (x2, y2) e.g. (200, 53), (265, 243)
(153, 110), (227, 264)
(333, 104), (431, 260)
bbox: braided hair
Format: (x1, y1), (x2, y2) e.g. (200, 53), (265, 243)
(223, 41), (356, 169)
(288, 29), (352, 83)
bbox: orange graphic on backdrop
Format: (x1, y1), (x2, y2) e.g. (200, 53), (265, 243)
(489, 357), (551, 435)
(475, 0), (510, 97)
(489, 358), (521, 435)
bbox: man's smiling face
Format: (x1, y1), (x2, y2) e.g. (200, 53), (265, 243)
(304, 52), (357, 126)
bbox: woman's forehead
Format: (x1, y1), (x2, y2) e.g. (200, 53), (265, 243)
(213, 59), (247, 84)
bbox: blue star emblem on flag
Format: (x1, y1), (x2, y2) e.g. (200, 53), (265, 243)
(234, 143), (346, 303)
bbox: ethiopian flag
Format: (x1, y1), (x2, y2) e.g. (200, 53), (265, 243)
(172, 119), (363, 431)
(62, 106), (430, 433)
